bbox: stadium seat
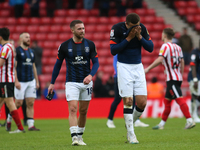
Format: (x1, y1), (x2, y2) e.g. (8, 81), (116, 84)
(5, 18), (16, 25)
(52, 17), (65, 24)
(150, 32), (162, 40)
(29, 18), (40, 25)
(17, 17), (29, 25)
(40, 17), (51, 24)
(186, 7), (197, 15)
(38, 74), (51, 83)
(47, 33), (59, 41)
(78, 9), (90, 16)
(15, 26), (27, 33)
(26, 25), (39, 33)
(0, 10), (11, 17)
(98, 57), (107, 65)
(108, 17), (120, 24)
(50, 25), (61, 32)
(58, 33), (71, 41)
(187, 1), (198, 8)
(174, 1), (187, 8)
(39, 1), (46, 9)
(90, 9), (99, 16)
(56, 74), (66, 82)
(86, 17), (98, 24)
(43, 41), (55, 48)
(177, 8), (186, 17)
(35, 33), (47, 41)
(38, 25), (50, 32)
(97, 49), (111, 57)
(54, 82), (65, 90)
(42, 65), (54, 74)
(98, 17), (109, 24)
(54, 9), (66, 16)
(102, 65), (114, 74)
(67, 9), (79, 17)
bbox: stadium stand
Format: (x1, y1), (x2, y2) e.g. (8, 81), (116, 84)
(0, 0), (192, 98)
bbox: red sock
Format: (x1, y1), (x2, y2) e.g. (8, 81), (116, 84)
(176, 97), (191, 119)
(11, 110), (24, 130)
(162, 98), (172, 121)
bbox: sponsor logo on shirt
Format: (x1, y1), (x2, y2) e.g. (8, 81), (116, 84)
(23, 58), (32, 65)
(72, 55), (87, 65)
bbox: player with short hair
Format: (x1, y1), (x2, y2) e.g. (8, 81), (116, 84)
(0, 27), (25, 133)
(110, 13), (154, 144)
(188, 40), (200, 123)
(48, 20), (99, 146)
(145, 28), (195, 129)
(6, 32), (40, 131)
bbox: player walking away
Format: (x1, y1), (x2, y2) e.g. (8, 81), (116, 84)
(188, 40), (200, 123)
(0, 27), (25, 133)
(48, 20), (99, 146)
(6, 32), (40, 131)
(107, 54), (149, 128)
(145, 28), (195, 130)
(110, 13), (154, 144)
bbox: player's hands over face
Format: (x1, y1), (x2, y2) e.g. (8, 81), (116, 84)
(127, 28), (136, 41)
(48, 84), (54, 94)
(15, 80), (21, 90)
(83, 74), (92, 85)
(135, 26), (142, 40)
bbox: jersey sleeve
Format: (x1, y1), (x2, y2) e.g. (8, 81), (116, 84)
(0, 45), (11, 59)
(15, 47), (20, 61)
(57, 44), (65, 60)
(110, 25), (123, 45)
(141, 23), (151, 41)
(89, 41), (98, 59)
(159, 44), (168, 58)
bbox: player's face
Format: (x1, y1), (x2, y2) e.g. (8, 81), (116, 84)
(161, 32), (165, 41)
(73, 23), (85, 39)
(22, 33), (30, 46)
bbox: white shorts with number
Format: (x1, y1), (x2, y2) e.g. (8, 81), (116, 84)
(117, 62), (147, 97)
(65, 81), (93, 101)
(189, 80), (200, 96)
(14, 79), (36, 100)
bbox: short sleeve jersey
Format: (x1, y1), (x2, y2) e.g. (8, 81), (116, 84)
(0, 43), (15, 83)
(16, 46), (35, 82)
(188, 48), (200, 81)
(110, 22), (151, 64)
(159, 42), (183, 81)
(57, 38), (97, 83)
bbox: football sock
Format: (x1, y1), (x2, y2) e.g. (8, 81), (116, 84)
(159, 120), (166, 126)
(77, 126), (85, 138)
(27, 118), (34, 128)
(162, 98), (172, 121)
(133, 106), (144, 123)
(7, 113), (12, 123)
(176, 97), (191, 119)
(124, 105), (134, 133)
(11, 110), (24, 130)
(69, 126), (78, 138)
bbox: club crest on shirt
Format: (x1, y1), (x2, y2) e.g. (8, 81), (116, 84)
(1, 52), (6, 56)
(160, 49), (164, 54)
(110, 29), (114, 37)
(85, 47), (90, 53)
(68, 49), (72, 52)
(191, 54), (196, 60)
(26, 58), (31, 62)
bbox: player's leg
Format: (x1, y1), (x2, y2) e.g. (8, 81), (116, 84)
(25, 79), (39, 131)
(22, 100), (28, 125)
(77, 81), (93, 145)
(66, 82), (80, 146)
(117, 62), (138, 144)
(133, 96), (149, 127)
(107, 76), (122, 128)
(174, 81), (195, 129)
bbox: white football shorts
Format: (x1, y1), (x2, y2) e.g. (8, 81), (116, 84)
(15, 79), (37, 100)
(189, 80), (200, 96)
(117, 62), (147, 97)
(65, 81), (93, 101)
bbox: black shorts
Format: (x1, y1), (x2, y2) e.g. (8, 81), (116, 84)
(0, 82), (14, 98)
(165, 80), (182, 99)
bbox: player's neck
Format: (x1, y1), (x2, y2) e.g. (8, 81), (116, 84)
(72, 37), (83, 43)
(1, 40), (9, 46)
(164, 39), (172, 43)
(21, 44), (29, 50)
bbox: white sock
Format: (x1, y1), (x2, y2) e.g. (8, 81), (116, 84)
(133, 108), (143, 123)
(69, 126), (78, 138)
(107, 119), (113, 123)
(27, 119), (34, 128)
(159, 120), (166, 126)
(7, 113), (12, 123)
(77, 126), (85, 138)
(186, 118), (193, 122)
(124, 114), (134, 133)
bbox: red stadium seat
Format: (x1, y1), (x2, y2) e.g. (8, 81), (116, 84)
(152, 24), (165, 31)
(143, 16), (156, 23)
(40, 9), (47, 17)
(38, 74), (51, 83)
(182, 81), (189, 88)
(54, 82), (65, 90)
(90, 9), (99, 16)
(78, 9), (90, 16)
(108, 17), (120, 24)
(155, 17), (164, 24)
(50, 25), (61, 32)
(17, 17), (29, 25)
(187, 15), (194, 24)
(134, 9), (147, 16)
(97, 49), (111, 57)
(54, 10), (67, 16)
(150, 32), (161, 40)
(177, 8), (186, 17)
(15, 26), (27, 33)
(35, 33), (47, 41)
(58, 33), (71, 41)
(146, 9), (156, 16)
(38, 25), (50, 32)
(52, 17), (65, 24)
(0, 10), (11, 17)
(98, 17), (109, 24)
(56, 74), (66, 82)
(39, 1), (46, 9)
(87, 17), (98, 24)
(26, 25), (39, 33)
(174, 1), (187, 8)
(186, 7), (197, 15)
(29, 18), (40, 25)
(102, 65), (114, 74)
(98, 57), (107, 65)
(66, 9), (79, 17)
(187, 1), (198, 8)
(42, 65), (54, 74)
(6, 25), (15, 33)
(5, 18), (17, 25)
(40, 17), (51, 24)
(47, 33), (59, 41)
(85, 25), (96, 32)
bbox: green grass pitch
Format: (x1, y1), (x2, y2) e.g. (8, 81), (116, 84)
(0, 118), (200, 150)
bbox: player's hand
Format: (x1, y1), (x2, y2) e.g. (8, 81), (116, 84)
(15, 81), (21, 90)
(126, 28), (136, 41)
(193, 81), (198, 90)
(144, 68), (149, 74)
(36, 81), (40, 90)
(135, 26), (142, 40)
(48, 84), (54, 94)
(83, 74), (92, 85)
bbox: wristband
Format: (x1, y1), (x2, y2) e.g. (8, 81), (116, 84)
(193, 77), (198, 82)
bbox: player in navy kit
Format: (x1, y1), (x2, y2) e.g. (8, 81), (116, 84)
(188, 41), (200, 123)
(110, 13), (153, 144)
(48, 20), (99, 146)
(6, 32), (40, 131)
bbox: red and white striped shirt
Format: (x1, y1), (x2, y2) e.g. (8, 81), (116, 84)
(0, 43), (15, 83)
(159, 42), (183, 81)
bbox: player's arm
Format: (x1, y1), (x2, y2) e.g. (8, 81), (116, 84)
(110, 25), (129, 55)
(190, 53), (198, 89)
(14, 61), (21, 90)
(32, 63), (39, 89)
(113, 55), (118, 74)
(0, 46), (8, 67)
(144, 56), (164, 73)
(180, 58), (184, 76)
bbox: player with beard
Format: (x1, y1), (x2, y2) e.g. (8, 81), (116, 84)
(48, 20), (99, 146)
(6, 32), (40, 131)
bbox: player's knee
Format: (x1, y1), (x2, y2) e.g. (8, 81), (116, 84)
(137, 100), (146, 109)
(69, 105), (77, 114)
(79, 107), (87, 116)
(123, 97), (133, 106)
(15, 100), (23, 108)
